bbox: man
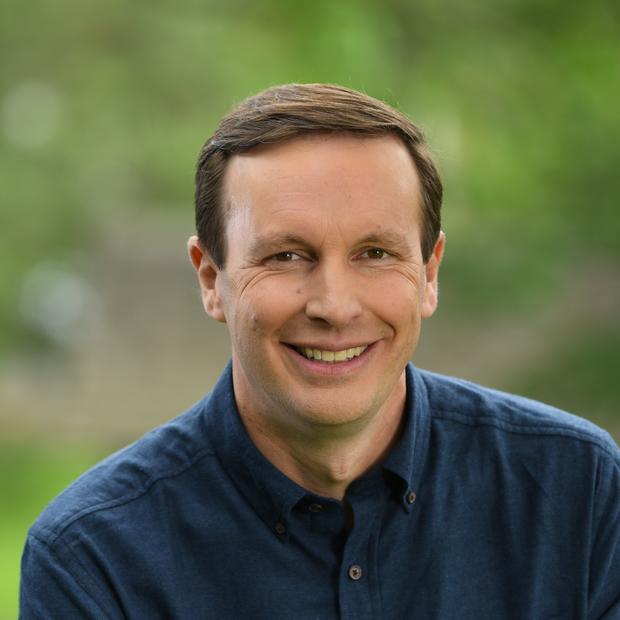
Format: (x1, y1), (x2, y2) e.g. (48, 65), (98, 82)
(21, 84), (620, 618)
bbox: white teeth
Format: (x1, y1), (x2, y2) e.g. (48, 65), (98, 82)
(298, 345), (368, 363)
(334, 350), (347, 362)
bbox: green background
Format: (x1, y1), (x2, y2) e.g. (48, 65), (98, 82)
(2, 0), (619, 615)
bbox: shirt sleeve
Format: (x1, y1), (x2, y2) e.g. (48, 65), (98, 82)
(20, 534), (116, 620)
(588, 447), (620, 619)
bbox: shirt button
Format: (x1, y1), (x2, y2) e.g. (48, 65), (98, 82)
(406, 490), (417, 504)
(308, 503), (323, 513)
(274, 522), (286, 535)
(348, 564), (363, 581)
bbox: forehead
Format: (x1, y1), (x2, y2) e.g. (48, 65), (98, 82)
(221, 133), (422, 234)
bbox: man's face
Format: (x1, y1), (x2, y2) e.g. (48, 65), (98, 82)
(190, 133), (444, 434)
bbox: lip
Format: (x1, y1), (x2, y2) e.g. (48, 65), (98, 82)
(281, 341), (377, 376)
(282, 340), (373, 351)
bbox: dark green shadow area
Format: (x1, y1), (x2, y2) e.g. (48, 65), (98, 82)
(513, 327), (620, 440)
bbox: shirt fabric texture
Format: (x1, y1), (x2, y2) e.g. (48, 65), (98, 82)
(20, 362), (620, 619)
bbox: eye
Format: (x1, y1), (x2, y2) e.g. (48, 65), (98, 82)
(362, 248), (390, 260)
(271, 251), (301, 262)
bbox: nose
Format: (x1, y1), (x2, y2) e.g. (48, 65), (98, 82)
(304, 259), (363, 328)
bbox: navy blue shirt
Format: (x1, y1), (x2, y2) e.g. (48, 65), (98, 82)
(20, 363), (620, 618)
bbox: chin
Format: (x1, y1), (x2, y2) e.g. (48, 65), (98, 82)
(288, 395), (376, 430)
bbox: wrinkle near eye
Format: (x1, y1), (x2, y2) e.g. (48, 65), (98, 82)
(390, 263), (423, 287)
(234, 268), (290, 298)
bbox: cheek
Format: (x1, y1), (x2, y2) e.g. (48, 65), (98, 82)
(237, 280), (304, 335)
(366, 275), (422, 318)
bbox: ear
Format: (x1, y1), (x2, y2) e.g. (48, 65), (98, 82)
(187, 235), (227, 323)
(421, 231), (445, 319)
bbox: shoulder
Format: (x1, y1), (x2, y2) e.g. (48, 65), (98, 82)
(29, 393), (216, 546)
(417, 368), (619, 458)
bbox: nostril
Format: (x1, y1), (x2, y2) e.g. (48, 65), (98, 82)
(304, 296), (363, 328)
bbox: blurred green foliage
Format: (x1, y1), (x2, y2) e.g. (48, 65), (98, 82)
(1, 1), (619, 616)
(1, 0), (618, 349)
(514, 328), (620, 426)
(0, 441), (108, 619)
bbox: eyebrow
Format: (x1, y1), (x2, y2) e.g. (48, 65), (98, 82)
(247, 229), (413, 257)
(355, 231), (412, 250)
(247, 233), (310, 257)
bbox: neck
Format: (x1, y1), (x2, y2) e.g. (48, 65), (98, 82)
(235, 373), (407, 500)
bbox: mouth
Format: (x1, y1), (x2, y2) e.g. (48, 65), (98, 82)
(292, 345), (369, 364)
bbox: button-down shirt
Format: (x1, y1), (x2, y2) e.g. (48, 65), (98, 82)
(20, 363), (620, 618)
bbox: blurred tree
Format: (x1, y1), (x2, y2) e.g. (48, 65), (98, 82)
(0, 0), (618, 407)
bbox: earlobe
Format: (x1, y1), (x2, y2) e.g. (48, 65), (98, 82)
(187, 236), (227, 323)
(421, 231), (445, 319)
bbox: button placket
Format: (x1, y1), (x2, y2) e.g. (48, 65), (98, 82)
(337, 496), (379, 620)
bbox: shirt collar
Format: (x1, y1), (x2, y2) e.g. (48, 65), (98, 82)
(202, 361), (431, 533)
(381, 363), (432, 512)
(202, 362), (306, 541)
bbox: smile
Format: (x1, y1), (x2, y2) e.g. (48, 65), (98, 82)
(295, 345), (368, 363)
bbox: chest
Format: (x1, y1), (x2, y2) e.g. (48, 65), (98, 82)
(109, 480), (587, 620)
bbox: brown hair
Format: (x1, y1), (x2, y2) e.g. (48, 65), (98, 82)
(194, 83), (442, 267)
